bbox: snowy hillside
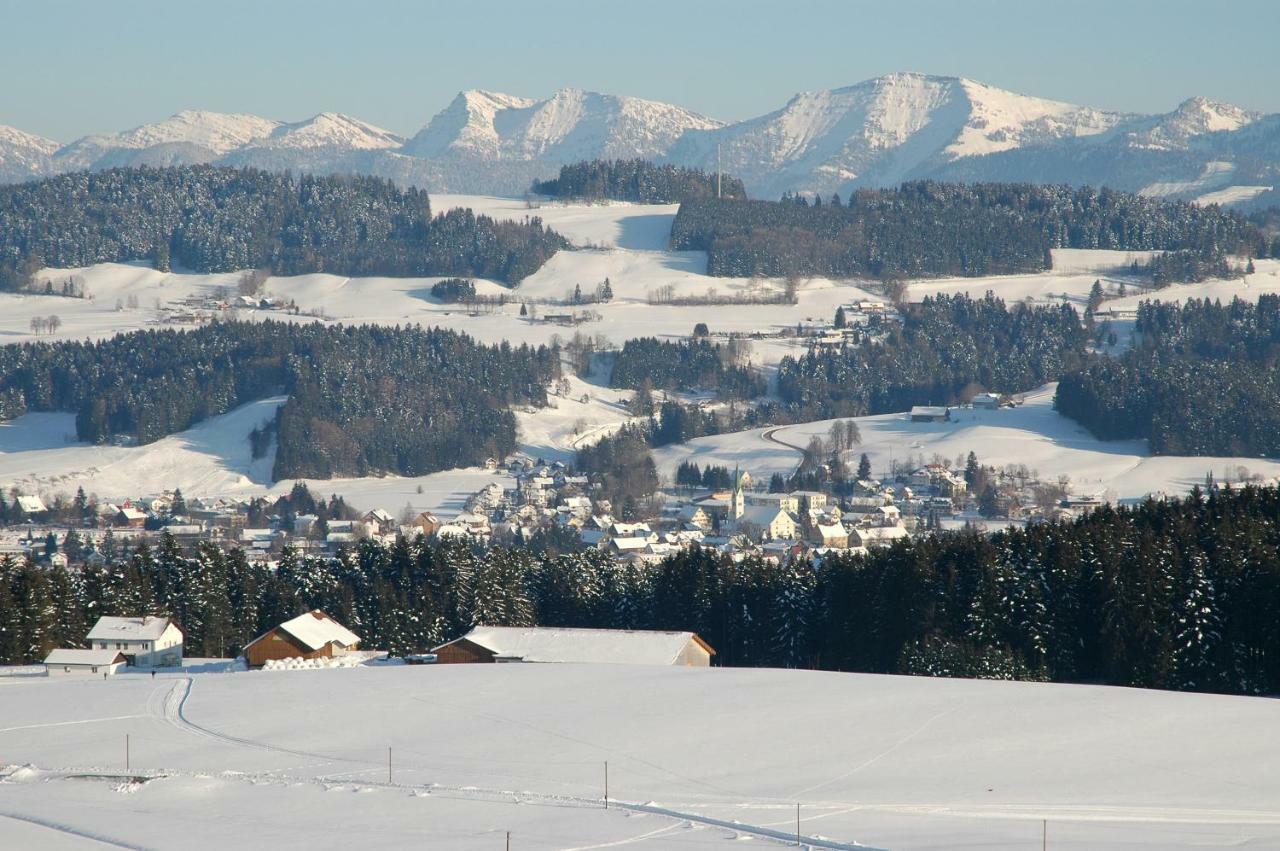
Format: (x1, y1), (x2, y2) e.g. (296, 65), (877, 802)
(1, 189), (1278, 515)
(3, 663), (1280, 849)
(667, 73), (1127, 197)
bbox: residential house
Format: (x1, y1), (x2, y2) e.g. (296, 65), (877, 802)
(735, 505), (797, 542)
(87, 615), (184, 667)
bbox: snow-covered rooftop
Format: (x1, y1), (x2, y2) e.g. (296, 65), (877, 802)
(43, 648), (126, 666)
(87, 615), (175, 642)
(445, 625), (712, 665)
(275, 610), (361, 651)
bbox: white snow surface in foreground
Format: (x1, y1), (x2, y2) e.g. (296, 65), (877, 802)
(2, 664), (1279, 849)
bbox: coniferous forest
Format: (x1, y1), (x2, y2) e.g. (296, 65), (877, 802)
(0, 166), (568, 288)
(1055, 296), (1280, 456)
(531, 159), (747, 203)
(671, 181), (1265, 279)
(777, 293), (1088, 418)
(0, 321), (559, 478)
(5, 483), (1279, 695)
(610, 337), (766, 399)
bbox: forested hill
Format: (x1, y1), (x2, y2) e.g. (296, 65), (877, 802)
(532, 159), (747, 203)
(0, 321), (559, 479)
(671, 181), (1269, 279)
(1056, 296), (1280, 456)
(0, 166), (569, 288)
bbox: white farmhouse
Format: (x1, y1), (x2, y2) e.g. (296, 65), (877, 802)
(44, 648), (127, 677)
(87, 615), (184, 668)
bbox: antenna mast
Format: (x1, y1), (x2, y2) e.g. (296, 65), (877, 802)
(717, 142), (722, 199)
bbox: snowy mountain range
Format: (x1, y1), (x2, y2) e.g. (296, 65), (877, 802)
(4, 74), (1279, 205)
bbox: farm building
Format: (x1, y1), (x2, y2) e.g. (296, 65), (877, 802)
(242, 610), (361, 668)
(44, 648), (127, 677)
(909, 405), (951, 423)
(432, 626), (715, 667)
(87, 615), (184, 668)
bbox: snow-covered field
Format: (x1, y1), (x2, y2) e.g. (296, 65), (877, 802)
(2, 196), (1278, 512)
(654, 385), (1280, 501)
(2, 663), (1279, 850)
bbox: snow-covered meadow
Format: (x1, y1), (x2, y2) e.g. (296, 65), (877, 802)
(1, 196), (1278, 513)
(3, 663), (1280, 850)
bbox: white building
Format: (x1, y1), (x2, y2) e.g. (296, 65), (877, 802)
(86, 616), (184, 668)
(44, 648), (127, 677)
(433, 626), (715, 667)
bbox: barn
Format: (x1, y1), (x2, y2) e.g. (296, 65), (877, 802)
(432, 626), (715, 667)
(242, 610), (361, 668)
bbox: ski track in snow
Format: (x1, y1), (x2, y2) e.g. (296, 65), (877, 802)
(138, 677), (882, 849)
(0, 811), (151, 850)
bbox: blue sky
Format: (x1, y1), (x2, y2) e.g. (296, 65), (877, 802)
(5, 0), (1277, 141)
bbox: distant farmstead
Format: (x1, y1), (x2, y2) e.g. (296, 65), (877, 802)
(432, 625), (715, 667)
(242, 610), (361, 668)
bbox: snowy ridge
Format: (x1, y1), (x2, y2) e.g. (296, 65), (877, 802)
(4, 73), (1280, 200)
(404, 87), (722, 162)
(53, 110), (281, 170)
(245, 112), (404, 151)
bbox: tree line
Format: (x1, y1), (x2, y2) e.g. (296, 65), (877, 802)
(0, 320), (559, 479)
(670, 181), (1266, 280)
(6, 483), (1280, 695)
(531, 159), (747, 204)
(610, 336), (765, 400)
(0, 165), (568, 288)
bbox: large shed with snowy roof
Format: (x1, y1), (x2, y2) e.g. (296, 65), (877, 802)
(431, 626), (714, 667)
(242, 609), (361, 668)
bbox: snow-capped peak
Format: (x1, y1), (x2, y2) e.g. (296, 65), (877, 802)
(0, 124), (59, 155)
(403, 87), (722, 162)
(249, 112), (404, 151)
(1123, 96), (1259, 151)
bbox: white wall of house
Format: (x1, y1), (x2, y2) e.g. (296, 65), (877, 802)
(92, 623), (184, 667)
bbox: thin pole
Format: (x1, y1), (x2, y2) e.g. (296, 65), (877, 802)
(126, 734), (130, 771)
(388, 747), (392, 784)
(796, 802), (800, 846)
(604, 761), (608, 809)
(1042, 819), (1047, 851)
(717, 143), (722, 199)
(506, 831), (511, 851)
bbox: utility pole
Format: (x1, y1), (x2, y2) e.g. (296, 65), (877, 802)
(795, 802), (801, 846)
(604, 761), (609, 809)
(1042, 819), (1047, 850)
(506, 831), (511, 851)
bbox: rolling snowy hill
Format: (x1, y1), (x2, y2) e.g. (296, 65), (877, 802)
(6, 74), (1279, 201)
(3, 663), (1280, 849)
